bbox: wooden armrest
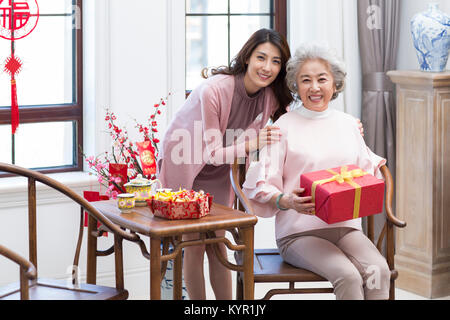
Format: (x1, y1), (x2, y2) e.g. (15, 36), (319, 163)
(230, 159), (254, 214)
(380, 165), (406, 228)
(0, 162), (140, 243)
(0, 244), (37, 280)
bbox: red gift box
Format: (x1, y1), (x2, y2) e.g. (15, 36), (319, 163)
(147, 196), (213, 220)
(83, 191), (109, 236)
(300, 165), (385, 224)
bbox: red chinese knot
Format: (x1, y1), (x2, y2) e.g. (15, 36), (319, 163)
(3, 54), (22, 76)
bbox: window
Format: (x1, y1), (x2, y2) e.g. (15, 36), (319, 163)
(0, 0), (82, 175)
(185, 0), (287, 91)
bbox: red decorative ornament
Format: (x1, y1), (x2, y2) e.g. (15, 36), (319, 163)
(82, 191), (109, 237)
(0, 0), (40, 40)
(0, 0), (40, 134)
(4, 53), (22, 75)
(108, 163), (128, 193)
(4, 54), (22, 134)
(136, 141), (157, 176)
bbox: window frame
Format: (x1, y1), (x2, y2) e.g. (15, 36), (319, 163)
(0, 0), (83, 176)
(185, 0), (287, 96)
(273, 0), (287, 38)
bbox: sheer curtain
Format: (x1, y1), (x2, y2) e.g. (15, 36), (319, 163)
(288, 0), (362, 118)
(357, 0), (400, 246)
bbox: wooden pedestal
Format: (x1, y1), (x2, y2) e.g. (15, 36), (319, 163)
(387, 70), (450, 298)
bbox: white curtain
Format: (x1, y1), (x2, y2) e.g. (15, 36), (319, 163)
(288, 0), (362, 119)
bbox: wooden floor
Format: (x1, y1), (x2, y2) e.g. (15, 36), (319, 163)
(129, 282), (442, 300)
(127, 258), (450, 300)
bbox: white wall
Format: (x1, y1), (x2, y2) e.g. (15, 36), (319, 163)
(83, 0), (185, 159)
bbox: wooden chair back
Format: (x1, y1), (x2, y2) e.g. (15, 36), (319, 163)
(230, 158), (406, 299)
(0, 162), (141, 300)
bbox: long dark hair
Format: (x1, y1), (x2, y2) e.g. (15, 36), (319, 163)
(202, 28), (293, 122)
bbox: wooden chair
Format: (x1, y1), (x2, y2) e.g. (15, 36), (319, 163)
(0, 162), (142, 300)
(231, 159), (407, 300)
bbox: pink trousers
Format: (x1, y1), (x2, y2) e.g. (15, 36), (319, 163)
(277, 227), (390, 300)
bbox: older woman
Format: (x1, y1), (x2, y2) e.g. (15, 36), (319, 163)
(242, 43), (390, 300)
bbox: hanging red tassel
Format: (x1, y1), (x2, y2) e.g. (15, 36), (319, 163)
(4, 54), (22, 135)
(11, 78), (19, 135)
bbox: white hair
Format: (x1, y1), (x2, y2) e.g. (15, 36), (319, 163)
(286, 43), (347, 101)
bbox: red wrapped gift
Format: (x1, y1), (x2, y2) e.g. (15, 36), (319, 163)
(300, 165), (385, 224)
(147, 192), (213, 220)
(83, 191), (109, 236)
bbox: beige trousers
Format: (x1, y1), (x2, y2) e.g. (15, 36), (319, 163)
(277, 227), (390, 300)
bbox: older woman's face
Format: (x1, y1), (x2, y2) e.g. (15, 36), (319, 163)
(296, 59), (336, 112)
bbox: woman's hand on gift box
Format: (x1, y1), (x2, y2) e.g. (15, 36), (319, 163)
(278, 188), (315, 215)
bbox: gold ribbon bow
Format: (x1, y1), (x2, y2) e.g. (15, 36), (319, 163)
(311, 166), (368, 219)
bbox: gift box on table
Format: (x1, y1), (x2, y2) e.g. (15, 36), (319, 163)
(147, 192), (213, 220)
(83, 191), (109, 236)
(300, 165), (385, 224)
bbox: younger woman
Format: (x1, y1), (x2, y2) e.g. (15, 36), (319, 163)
(158, 29), (291, 299)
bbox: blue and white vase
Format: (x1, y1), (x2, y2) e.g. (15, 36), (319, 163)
(411, 2), (450, 72)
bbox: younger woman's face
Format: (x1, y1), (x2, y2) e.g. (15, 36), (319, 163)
(244, 42), (282, 95)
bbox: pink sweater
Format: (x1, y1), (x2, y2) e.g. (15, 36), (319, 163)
(242, 106), (386, 240)
(158, 74), (278, 192)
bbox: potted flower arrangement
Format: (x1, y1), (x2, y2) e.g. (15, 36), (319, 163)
(81, 94), (189, 299)
(83, 94), (169, 199)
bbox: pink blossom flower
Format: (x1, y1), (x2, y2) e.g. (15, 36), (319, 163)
(84, 97), (166, 191)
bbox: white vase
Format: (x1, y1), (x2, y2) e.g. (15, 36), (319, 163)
(410, 2), (450, 72)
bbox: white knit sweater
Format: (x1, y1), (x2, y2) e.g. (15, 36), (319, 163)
(242, 106), (386, 240)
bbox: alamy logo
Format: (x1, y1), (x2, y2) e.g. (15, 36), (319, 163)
(169, 121), (258, 165)
(366, 5), (382, 30)
(366, 265), (381, 290)
(66, 265), (81, 288)
(71, 4), (81, 30)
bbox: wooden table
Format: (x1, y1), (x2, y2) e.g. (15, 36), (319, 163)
(86, 200), (257, 300)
